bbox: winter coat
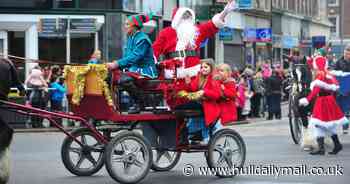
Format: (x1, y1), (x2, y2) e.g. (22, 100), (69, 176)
(186, 74), (221, 127)
(218, 78), (237, 124)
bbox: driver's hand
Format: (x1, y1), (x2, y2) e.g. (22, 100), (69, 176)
(106, 62), (118, 70)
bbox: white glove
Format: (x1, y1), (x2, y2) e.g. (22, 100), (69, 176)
(330, 84), (339, 91)
(223, 0), (237, 14)
(299, 98), (309, 106)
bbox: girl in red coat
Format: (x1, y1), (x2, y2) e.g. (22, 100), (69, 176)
(180, 58), (221, 144)
(299, 56), (349, 155)
(216, 64), (238, 125)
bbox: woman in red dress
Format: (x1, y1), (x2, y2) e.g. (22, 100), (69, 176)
(299, 56), (349, 155)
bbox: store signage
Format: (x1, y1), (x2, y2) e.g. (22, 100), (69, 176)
(219, 27), (234, 41)
(312, 36), (326, 48)
(243, 28), (271, 42)
(238, 0), (252, 9)
(70, 18), (97, 33)
(282, 36), (299, 48)
(243, 28), (256, 42)
(39, 18), (97, 37)
(256, 28), (272, 42)
(38, 18), (67, 37)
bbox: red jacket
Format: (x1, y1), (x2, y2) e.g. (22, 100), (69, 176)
(218, 79), (238, 125)
(186, 74), (221, 127)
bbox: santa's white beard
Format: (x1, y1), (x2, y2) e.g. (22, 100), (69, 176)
(175, 20), (197, 51)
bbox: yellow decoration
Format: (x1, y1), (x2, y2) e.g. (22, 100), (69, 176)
(177, 90), (202, 101)
(63, 64), (113, 106)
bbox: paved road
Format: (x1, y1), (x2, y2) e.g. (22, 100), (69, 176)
(8, 118), (350, 184)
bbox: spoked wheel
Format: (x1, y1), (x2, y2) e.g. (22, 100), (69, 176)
(61, 128), (105, 176)
(105, 131), (152, 184)
(207, 129), (246, 178)
(288, 95), (302, 144)
(151, 148), (181, 172)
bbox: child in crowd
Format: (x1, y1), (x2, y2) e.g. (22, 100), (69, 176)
(216, 63), (238, 125)
(181, 58), (221, 144)
(88, 50), (102, 64)
(236, 76), (252, 120)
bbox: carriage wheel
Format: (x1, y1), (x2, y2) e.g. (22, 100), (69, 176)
(288, 95), (302, 144)
(61, 128), (105, 176)
(151, 149), (181, 172)
(207, 129), (246, 178)
(105, 131), (152, 184)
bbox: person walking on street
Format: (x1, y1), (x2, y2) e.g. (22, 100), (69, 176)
(265, 70), (282, 120)
(299, 56), (348, 155)
(333, 44), (350, 134)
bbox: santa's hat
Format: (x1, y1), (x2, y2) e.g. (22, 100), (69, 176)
(128, 13), (155, 28)
(313, 56), (328, 71)
(171, 7), (195, 29)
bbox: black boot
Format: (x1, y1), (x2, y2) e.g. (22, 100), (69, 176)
(310, 137), (325, 155)
(329, 135), (343, 155)
(266, 113), (273, 120)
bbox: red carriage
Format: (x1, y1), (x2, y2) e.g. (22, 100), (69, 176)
(0, 63), (246, 184)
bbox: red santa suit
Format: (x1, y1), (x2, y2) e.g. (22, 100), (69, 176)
(153, 8), (225, 78)
(299, 56), (349, 137)
(153, 8), (225, 108)
(218, 78), (238, 125)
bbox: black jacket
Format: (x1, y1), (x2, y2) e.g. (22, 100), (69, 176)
(265, 75), (282, 95)
(335, 57), (350, 72)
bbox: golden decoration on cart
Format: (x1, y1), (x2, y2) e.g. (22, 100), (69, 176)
(63, 64), (113, 106)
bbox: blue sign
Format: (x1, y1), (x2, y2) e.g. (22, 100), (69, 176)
(282, 36), (299, 48)
(312, 36), (326, 48)
(256, 28), (272, 42)
(244, 28), (271, 42)
(238, 0), (253, 9)
(244, 28), (256, 42)
(219, 27), (233, 41)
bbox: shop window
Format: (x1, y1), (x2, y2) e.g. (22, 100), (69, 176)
(0, 0), (52, 9)
(123, 0), (163, 15)
(0, 39), (3, 55)
(79, 0), (115, 9)
(53, 0), (76, 8)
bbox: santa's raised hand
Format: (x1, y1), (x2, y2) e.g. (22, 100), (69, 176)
(224, 0), (237, 13)
(219, 0), (237, 21)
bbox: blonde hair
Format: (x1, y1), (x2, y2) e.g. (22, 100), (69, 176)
(217, 63), (232, 75)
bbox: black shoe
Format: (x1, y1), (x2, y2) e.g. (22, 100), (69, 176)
(310, 137), (325, 155)
(329, 135), (343, 155)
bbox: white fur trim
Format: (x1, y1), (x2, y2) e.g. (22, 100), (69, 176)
(309, 116), (348, 130)
(163, 64), (201, 79)
(330, 70), (350, 77)
(299, 98), (309, 106)
(310, 79), (339, 91)
(212, 13), (225, 28)
(171, 7), (196, 29)
(0, 148), (10, 184)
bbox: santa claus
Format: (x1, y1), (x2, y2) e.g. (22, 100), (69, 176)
(153, 0), (236, 79)
(153, 0), (236, 107)
(299, 56), (349, 155)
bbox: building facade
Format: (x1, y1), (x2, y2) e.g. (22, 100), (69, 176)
(327, 0), (350, 58)
(0, 0), (163, 78)
(272, 0), (332, 67)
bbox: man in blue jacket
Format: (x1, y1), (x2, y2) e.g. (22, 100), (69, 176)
(107, 14), (158, 113)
